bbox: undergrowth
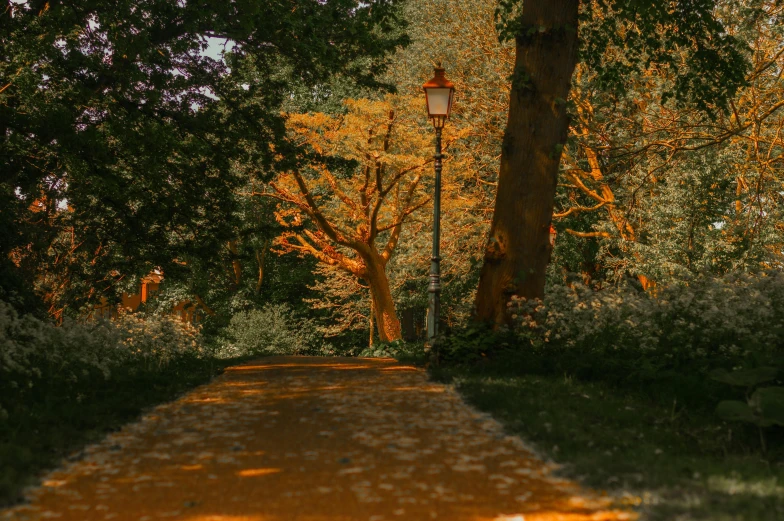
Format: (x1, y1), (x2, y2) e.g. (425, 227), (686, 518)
(432, 273), (784, 520)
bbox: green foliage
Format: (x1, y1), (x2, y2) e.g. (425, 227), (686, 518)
(710, 367), (779, 388)
(219, 304), (328, 357)
(356, 339), (427, 364)
(582, 0), (749, 114)
(1, 0), (407, 315)
(553, 2), (784, 286)
(753, 387), (784, 427)
(711, 367), (784, 450)
(715, 386), (784, 430)
(432, 323), (516, 367)
(0, 301), (206, 419)
(152, 190), (323, 337)
(503, 272), (784, 387)
(716, 400), (759, 423)
(441, 271), (784, 447)
(495, 0), (750, 113)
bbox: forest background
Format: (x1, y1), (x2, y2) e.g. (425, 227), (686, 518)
(2, 0), (784, 519)
(4, 0), (784, 345)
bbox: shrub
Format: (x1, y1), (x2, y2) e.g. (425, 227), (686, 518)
(503, 271), (784, 386)
(0, 300), (216, 506)
(357, 339), (428, 364)
(218, 304), (326, 358)
(111, 311), (205, 369)
(432, 323), (516, 367)
(0, 300), (206, 420)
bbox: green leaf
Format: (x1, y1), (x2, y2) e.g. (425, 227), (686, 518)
(715, 400), (757, 424)
(750, 387), (784, 427)
(709, 367), (778, 387)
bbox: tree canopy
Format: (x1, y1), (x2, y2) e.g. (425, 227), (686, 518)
(3, 0), (783, 345)
(474, 0), (756, 324)
(1, 0), (406, 316)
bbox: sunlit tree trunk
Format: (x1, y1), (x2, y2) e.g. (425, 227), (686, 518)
(368, 285), (375, 347)
(362, 252), (401, 342)
(228, 240), (242, 288)
(474, 0), (579, 326)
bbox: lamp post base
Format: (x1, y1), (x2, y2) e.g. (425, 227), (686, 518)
(427, 265), (440, 343)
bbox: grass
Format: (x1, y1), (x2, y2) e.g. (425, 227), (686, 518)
(432, 364), (784, 521)
(0, 356), (238, 507)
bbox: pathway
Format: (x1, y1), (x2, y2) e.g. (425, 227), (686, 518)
(2, 357), (634, 521)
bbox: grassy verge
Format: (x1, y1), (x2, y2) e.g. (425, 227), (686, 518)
(432, 364), (784, 521)
(0, 357), (238, 507)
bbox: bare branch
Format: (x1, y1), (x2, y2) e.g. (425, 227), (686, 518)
(565, 229), (612, 239)
(553, 201), (607, 218)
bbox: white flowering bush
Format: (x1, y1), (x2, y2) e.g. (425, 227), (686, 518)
(0, 300), (206, 420)
(507, 271), (784, 379)
(218, 304), (325, 358)
(510, 282), (662, 353)
(111, 311), (205, 370)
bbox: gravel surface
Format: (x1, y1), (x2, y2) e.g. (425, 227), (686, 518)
(2, 357), (635, 521)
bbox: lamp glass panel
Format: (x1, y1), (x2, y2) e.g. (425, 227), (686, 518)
(426, 88), (452, 116)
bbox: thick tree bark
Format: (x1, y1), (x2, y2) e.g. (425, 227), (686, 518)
(368, 285), (376, 347)
(474, 0), (580, 326)
(362, 252), (402, 342)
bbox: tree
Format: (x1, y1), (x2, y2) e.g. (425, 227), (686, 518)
(382, 0), (514, 326)
(1, 0), (406, 316)
(264, 98), (459, 341)
(551, 0), (784, 285)
(473, 0), (751, 325)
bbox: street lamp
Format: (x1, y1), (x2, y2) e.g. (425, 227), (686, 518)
(422, 63), (455, 343)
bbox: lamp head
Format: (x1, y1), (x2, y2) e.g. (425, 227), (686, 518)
(422, 63), (455, 129)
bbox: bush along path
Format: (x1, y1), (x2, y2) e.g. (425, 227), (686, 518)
(1, 357), (635, 521)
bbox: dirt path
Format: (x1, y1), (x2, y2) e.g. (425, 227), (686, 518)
(2, 357), (634, 521)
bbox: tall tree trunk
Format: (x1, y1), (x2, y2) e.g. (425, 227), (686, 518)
(363, 253), (402, 342)
(368, 285), (376, 347)
(254, 240), (269, 294)
(474, 0), (580, 326)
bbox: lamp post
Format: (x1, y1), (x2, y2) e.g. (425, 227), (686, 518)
(422, 63), (455, 343)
